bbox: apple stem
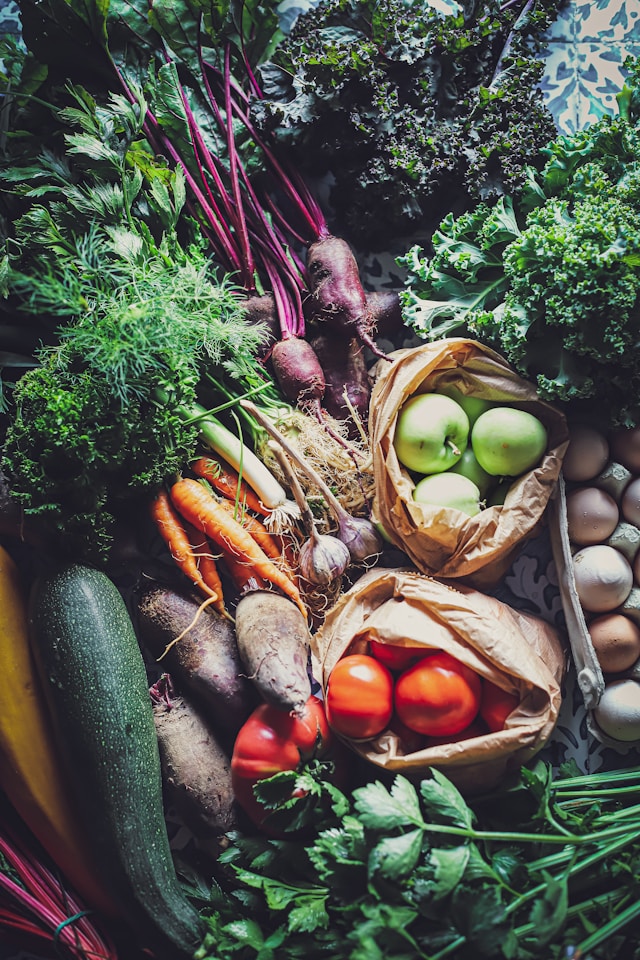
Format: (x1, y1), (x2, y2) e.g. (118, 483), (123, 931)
(447, 440), (461, 457)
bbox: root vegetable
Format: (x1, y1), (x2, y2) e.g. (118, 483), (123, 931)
(234, 590), (312, 715)
(268, 336), (326, 408)
(150, 675), (236, 857)
(305, 235), (388, 360)
(310, 332), (371, 434)
(137, 585), (256, 740)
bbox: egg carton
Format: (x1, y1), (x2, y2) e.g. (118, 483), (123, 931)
(548, 472), (640, 751)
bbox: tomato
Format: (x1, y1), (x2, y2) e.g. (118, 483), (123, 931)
(325, 654), (394, 740)
(479, 679), (519, 732)
(231, 695), (331, 827)
(369, 637), (429, 672)
(394, 651), (482, 736)
(424, 718), (488, 748)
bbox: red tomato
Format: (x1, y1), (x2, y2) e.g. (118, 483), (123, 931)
(424, 718), (488, 747)
(394, 651), (482, 736)
(231, 695), (330, 827)
(369, 637), (429, 672)
(480, 680), (519, 732)
(325, 654), (394, 740)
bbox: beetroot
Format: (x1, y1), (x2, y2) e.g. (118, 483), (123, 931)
(269, 336), (326, 406)
(305, 235), (388, 360)
(366, 290), (404, 341)
(310, 332), (371, 434)
(242, 292), (280, 359)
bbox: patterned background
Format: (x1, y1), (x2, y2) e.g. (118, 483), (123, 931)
(1, 0), (640, 956)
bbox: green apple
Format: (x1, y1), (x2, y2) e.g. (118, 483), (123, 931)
(471, 407), (547, 477)
(486, 478), (513, 507)
(448, 447), (494, 498)
(413, 472), (482, 517)
(438, 385), (495, 426)
(394, 393), (469, 474)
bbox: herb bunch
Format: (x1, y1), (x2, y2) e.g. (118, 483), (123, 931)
(196, 760), (640, 960)
(251, 0), (562, 249)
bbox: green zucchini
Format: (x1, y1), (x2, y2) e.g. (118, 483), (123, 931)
(28, 563), (204, 959)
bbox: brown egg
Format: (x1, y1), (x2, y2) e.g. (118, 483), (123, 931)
(588, 613), (640, 674)
(565, 486), (619, 546)
(609, 425), (640, 474)
(563, 424), (610, 482)
(621, 476), (640, 527)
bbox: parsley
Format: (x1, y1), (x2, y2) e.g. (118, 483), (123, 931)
(195, 760), (640, 960)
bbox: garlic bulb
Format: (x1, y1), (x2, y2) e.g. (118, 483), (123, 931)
(298, 531), (350, 585)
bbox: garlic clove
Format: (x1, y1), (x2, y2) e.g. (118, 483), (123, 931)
(298, 532), (351, 585)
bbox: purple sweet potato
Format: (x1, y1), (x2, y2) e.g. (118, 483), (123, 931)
(305, 235), (388, 360)
(138, 584), (256, 741)
(151, 675), (236, 857)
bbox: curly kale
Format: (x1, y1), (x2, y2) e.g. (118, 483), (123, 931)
(252, 0), (562, 248)
(400, 57), (640, 428)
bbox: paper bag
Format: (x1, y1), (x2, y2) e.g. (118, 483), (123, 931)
(369, 339), (569, 586)
(312, 567), (566, 794)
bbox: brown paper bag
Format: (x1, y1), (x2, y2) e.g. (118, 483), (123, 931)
(312, 567), (566, 794)
(369, 338), (569, 586)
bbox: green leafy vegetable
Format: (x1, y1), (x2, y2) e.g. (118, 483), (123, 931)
(250, 0), (562, 248)
(194, 760), (640, 960)
(400, 54), (640, 427)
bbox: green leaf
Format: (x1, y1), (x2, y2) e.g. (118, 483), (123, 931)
(426, 845), (470, 899)
(353, 777), (424, 832)
(420, 769), (475, 830)
(368, 829), (424, 881)
(524, 873), (569, 947)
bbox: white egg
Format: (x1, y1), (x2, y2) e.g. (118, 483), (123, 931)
(621, 476), (640, 527)
(593, 679), (640, 741)
(565, 486), (619, 546)
(563, 424), (610, 482)
(572, 544), (633, 613)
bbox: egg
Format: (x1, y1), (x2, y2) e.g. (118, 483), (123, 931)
(572, 544), (633, 613)
(563, 424), (610, 482)
(565, 486), (619, 546)
(609, 425), (640, 474)
(593, 678), (640, 741)
(621, 476), (640, 527)
(588, 613), (640, 674)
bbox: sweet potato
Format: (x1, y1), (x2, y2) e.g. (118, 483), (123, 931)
(151, 675), (236, 857)
(234, 590), (312, 715)
(137, 584), (256, 742)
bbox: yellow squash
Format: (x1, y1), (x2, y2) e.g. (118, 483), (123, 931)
(0, 544), (119, 917)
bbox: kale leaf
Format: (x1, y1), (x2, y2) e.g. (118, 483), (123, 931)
(251, 0), (562, 249)
(400, 55), (640, 428)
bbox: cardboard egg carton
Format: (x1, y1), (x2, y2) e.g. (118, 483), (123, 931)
(548, 473), (640, 750)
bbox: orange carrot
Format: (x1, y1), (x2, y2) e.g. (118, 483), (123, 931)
(149, 489), (224, 610)
(191, 456), (267, 516)
(221, 549), (268, 596)
(183, 523), (228, 614)
(217, 498), (292, 568)
(169, 478), (307, 618)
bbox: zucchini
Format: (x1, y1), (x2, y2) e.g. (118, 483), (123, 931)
(28, 563), (204, 959)
(0, 546), (119, 918)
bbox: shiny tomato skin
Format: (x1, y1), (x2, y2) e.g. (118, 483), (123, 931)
(369, 637), (429, 672)
(480, 680), (519, 732)
(394, 651), (482, 736)
(325, 654), (394, 740)
(231, 695), (330, 826)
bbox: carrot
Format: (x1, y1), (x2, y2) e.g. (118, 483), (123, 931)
(221, 549), (268, 596)
(217, 498), (294, 571)
(169, 478), (307, 619)
(149, 489), (225, 614)
(183, 523), (228, 615)
(191, 455), (268, 516)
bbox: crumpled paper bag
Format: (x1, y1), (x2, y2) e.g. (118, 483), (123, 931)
(369, 339), (569, 586)
(312, 567), (566, 794)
